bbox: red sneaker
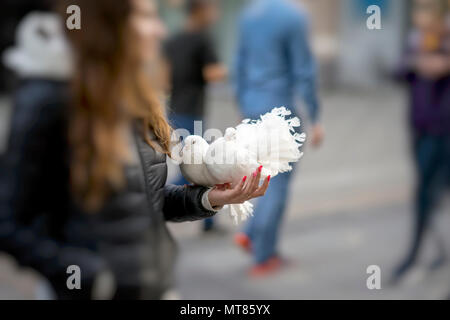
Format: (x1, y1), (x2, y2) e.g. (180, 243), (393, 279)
(249, 256), (283, 277)
(234, 233), (252, 253)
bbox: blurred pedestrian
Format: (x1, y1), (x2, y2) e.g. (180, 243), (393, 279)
(0, 0), (268, 299)
(233, 0), (324, 277)
(164, 0), (227, 233)
(392, 0), (450, 283)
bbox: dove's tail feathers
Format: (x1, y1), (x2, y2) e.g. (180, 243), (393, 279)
(227, 202), (254, 225)
(238, 107), (305, 177)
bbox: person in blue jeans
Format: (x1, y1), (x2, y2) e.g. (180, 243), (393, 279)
(233, 0), (324, 276)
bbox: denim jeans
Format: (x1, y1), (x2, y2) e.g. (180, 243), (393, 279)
(402, 133), (450, 265)
(243, 166), (295, 264)
(240, 108), (300, 264)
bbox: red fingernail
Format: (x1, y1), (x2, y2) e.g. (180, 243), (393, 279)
(268, 175), (271, 182)
(243, 176), (247, 182)
(259, 165), (263, 172)
(253, 172), (257, 177)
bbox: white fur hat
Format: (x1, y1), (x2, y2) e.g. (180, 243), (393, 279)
(2, 12), (73, 80)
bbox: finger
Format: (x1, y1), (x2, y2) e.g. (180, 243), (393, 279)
(249, 166), (263, 195)
(232, 175), (247, 195)
(254, 166), (263, 189)
(252, 175), (270, 198)
(243, 167), (260, 199)
(243, 170), (257, 196)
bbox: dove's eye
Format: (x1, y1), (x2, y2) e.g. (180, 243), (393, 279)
(192, 141), (196, 145)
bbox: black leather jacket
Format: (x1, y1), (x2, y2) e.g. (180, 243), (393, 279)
(0, 79), (215, 299)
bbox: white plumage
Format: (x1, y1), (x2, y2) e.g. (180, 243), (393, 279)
(180, 107), (305, 224)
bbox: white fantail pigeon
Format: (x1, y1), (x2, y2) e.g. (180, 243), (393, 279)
(180, 107), (306, 224)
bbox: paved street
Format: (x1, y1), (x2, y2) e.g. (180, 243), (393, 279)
(1, 85), (449, 299)
(170, 84), (450, 300)
(172, 202), (450, 300)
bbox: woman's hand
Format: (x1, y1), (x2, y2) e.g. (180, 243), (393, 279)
(415, 54), (450, 80)
(208, 166), (271, 208)
(310, 124), (325, 148)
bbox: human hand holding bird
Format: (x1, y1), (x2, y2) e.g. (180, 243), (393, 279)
(207, 165), (270, 208)
(179, 107), (305, 223)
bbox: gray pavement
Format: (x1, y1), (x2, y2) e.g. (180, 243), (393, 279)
(172, 203), (450, 300)
(1, 85), (449, 299)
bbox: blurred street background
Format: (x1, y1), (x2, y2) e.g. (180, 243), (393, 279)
(0, 0), (449, 299)
(2, 84), (449, 299)
(166, 84), (450, 300)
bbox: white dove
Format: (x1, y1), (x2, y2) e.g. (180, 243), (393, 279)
(179, 135), (217, 187)
(179, 107), (305, 224)
(180, 133), (256, 224)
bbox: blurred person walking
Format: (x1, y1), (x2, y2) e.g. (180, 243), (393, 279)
(392, 0), (450, 283)
(233, 0), (324, 276)
(0, 0), (269, 299)
(164, 0), (227, 233)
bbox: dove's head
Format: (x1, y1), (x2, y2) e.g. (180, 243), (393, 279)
(224, 127), (237, 141)
(180, 135), (209, 164)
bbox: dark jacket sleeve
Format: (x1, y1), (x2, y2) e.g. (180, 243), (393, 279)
(163, 184), (216, 222)
(0, 81), (106, 298)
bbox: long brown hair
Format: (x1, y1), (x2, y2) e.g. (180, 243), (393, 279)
(62, 0), (172, 211)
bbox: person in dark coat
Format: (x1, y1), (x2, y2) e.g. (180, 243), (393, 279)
(164, 0), (227, 233)
(392, 0), (450, 283)
(0, 0), (269, 299)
